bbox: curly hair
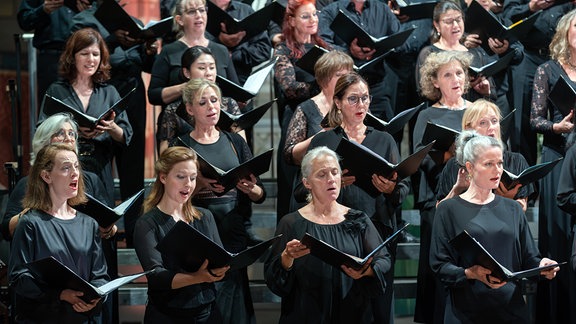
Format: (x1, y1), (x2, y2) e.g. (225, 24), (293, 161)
(282, 0), (330, 59)
(419, 50), (472, 101)
(550, 9), (576, 66)
(59, 28), (111, 84)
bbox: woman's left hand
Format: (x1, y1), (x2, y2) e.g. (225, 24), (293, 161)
(540, 257), (560, 280)
(495, 182), (521, 200)
(488, 37), (509, 55)
(341, 169), (356, 188)
(99, 224), (117, 240)
(372, 173), (397, 194)
(470, 76), (491, 96)
(463, 34), (482, 49)
(236, 174), (263, 200)
(342, 257), (373, 279)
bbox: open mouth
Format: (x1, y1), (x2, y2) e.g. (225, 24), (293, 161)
(69, 181), (78, 190)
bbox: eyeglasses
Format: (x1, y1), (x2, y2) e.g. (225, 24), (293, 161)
(295, 10), (320, 20)
(346, 95), (372, 106)
(52, 129), (78, 140)
(186, 6), (208, 16)
(441, 16), (463, 25)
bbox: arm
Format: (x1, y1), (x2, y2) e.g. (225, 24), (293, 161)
(264, 216), (300, 297)
(17, 0), (54, 31)
(284, 106), (312, 165)
(273, 44), (318, 101)
(148, 49), (184, 105)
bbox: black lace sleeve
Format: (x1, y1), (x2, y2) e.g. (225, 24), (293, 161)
(157, 101), (191, 142)
(222, 96), (241, 115)
(283, 106), (308, 164)
(530, 63), (554, 135)
(273, 43), (315, 101)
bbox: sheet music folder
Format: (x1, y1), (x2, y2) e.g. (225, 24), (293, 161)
(465, 0), (541, 52)
(450, 230), (565, 282)
(95, 0), (173, 39)
(75, 189), (145, 228)
(549, 74), (576, 117)
(500, 158), (563, 190)
(330, 10), (415, 54)
(205, 0), (277, 38)
(335, 138), (434, 197)
(295, 45), (390, 76)
(43, 87), (136, 129)
(26, 256), (151, 303)
(468, 50), (515, 78)
(396, 0), (438, 21)
(363, 102), (425, 135)
(217, 58), (276, 102)
(422, 122), (460, 152)
(217, 99), (276, 132)
(156, 221), (282, 272)
(300, 223), (410, 271)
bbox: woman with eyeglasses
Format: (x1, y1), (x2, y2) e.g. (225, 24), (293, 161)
(38, 27), (132, 218)
(412, 50), (472, 324)
(148, 0), (238, 153)
(305, 72), (410, 322)
(436, 99), (533, 210)
(415, 1), (495, 103)
(274, 0), (331, 223)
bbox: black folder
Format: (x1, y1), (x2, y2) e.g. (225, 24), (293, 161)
(95, 0), (173, 40)
(26, 256), (151, 303)
(468, 50), (515, 78)
(450, 230), (565, 282)
(300, 223), (410, 271)
(217, 58), (276, 102)
(422, 121), (460, 152)
(192, 147), (274, 196)
(270, 0), (287, 26)
(363, 102), (425, 135)
(43, 87), (136, 129)
(335, 138), (435, 197)
(206, 0), (277, 38)
(217, 99), (275, 132)
(74, 189), (145, 228)
(549, 74), (576, 117)
(295, 45), (391, 76)
(330, 10), (415, 54)
(465, 0), (541, 52)
(500, 157), (562, 190)
(156, 221), (282, 272)
(396, 0), (438, 21)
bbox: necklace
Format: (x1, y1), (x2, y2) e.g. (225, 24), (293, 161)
(566, 60), (576, 72)
(437, 99), (466, 110)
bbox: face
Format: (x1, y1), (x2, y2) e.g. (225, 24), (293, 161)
(184, 53), (217, 82)
(177, 0), (207, 33)
(211, 0), (230, 9)
(568, 16), (576, 51)
(50, 122), (78, 147)
(303, 154), (341, 203)
(433, 61), (466, 100)
(434, 9), (464, 43)
(160, 160), (197, 205)
(42, 150), (80, 200)
(335, 81), (371, 126)
(290, 3), (319, 37)
(186, 86), (220, 127)
(467, 146), (503, 191)
(469, 110), (501, 140)
(74, 43), (100, 79)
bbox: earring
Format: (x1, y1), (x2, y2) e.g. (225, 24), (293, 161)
(465, 174), (471, 181)
(436, 30), (440, 37)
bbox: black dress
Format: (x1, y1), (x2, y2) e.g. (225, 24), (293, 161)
(9, 209), (109, 323)
(133, 207), (221, 323)
(431, 195), (541, 323)
(530, 59), (576, 323)
(264, 209), (391, 324)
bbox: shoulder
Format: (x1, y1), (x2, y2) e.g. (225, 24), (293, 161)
(195, 206), (214, 220)
(274, 42), (290, 55)
(208, 42), (229, 57)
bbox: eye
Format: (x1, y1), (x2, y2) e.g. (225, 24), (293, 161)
(209, 96), (219, 103)
(198, 100), (207, 106)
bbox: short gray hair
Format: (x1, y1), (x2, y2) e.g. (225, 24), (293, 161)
(32, 113), (78, 165)
(456, 130), (502, 166)
(301, 146), (341, 179)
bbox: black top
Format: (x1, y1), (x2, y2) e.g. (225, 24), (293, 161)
(530, 60), (575, 153)
(206, 0), (272, 85)
(148, 40), (239, 106)
(9, 209), (109, 322)
(264, 209), (391, 324)
(133, 206), (220, 312)
(39, 81), (133, 197)
(1, 171), (109, 241)
(436, 151), (534, 201)
(431, 195), (541, 322)
(308, 126), (409, 231)
(283, 99), (325, 164)
(557, 143), (576, 216)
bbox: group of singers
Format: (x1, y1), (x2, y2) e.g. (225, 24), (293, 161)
(5, 0), (576, 323)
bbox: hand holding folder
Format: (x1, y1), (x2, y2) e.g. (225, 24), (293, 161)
(42, 87), (136, 130)
(27, 256), (151, 303)
(450, 230), (565, 282)
(156, 221), (282, 272)
(335, 138), (434, 197)
(468, 51), (515, 78)
(395, 0), (438, 21)
(500, 158), (563, 190)
(300, 223), (410, 271)
(363, 103), (425, 135)
(74, 189), (145, 228)
(549, 74), (576, 118)
(205, 0), (279, 38)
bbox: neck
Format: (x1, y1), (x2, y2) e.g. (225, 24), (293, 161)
(157, 198), (185, 221)
(47, 197), (73, 219)
(308, 200), (343, 224)
(181, 33), (207, 46)
(342, 122), (366, 141)
(461, 184), (494, 204)
(294, 31), (312, 45)
(438, 97), (465, 110)
(191, 125), (219, 143)
(73, 76), (93, 89)
(315, 91), (333, 115)
(437, 37), (464, 51)
(352, 0), (365, 12)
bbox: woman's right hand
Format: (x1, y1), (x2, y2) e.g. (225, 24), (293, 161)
(60, 289), (101, 313)
(465, 265), (506, 289)
(281, 239), (310, 270)
(552, 110), (574, 134)
(453, 167), (470, 194)
(196, 172), (224, 194)
(198, 259), (229, 283)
